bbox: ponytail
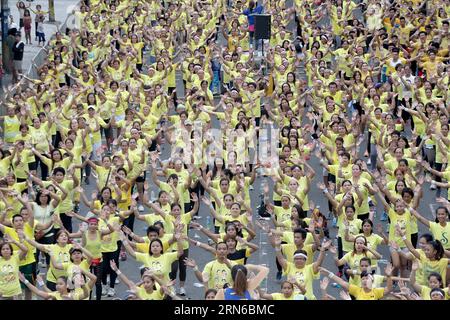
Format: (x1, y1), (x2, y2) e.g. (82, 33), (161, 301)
(234, 269), (248, 296)
(231, 265), (248, 297)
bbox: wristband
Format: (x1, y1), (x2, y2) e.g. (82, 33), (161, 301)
(328, 272), (334, 278)
(193, 266), (199, 272)
(401, 236), (407, 241)
(323, 188), (328, 194)
(116, 270), (122, 275)
(352, 270), (357, 275)
(37, 280), (44, 287)
(275, 247), (281, 252)
(199, 225), (203, 230)
(24, 280), (30, 285)
(195, 241), (200, 247)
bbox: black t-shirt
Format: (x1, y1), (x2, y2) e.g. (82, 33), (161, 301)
(227, 249), (248, 264)
(13, 41), (25, 61)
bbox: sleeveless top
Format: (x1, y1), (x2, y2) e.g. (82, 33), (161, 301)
(83, 230), (102, 259)
(224, 287), (252, 300)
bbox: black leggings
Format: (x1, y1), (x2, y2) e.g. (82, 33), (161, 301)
(276, 257), (282, 272)
(35, 233), (55, 266)
(101, 249), (120, 288)
(59, 213), (73, 233)
(90, 263), (102, 300)
(434, 163), (444, 196)
(411, 233), (418, 248)
(337, 237), (344, 273)
(33, 155), (49, 180)
(169, 249), (189, 282)
(122, 213), (135, 233)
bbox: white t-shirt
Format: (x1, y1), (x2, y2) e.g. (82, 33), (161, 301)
(32, 202), (54, 235)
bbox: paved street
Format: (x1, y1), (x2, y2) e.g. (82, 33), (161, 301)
(5, 0), (444, 301)
(1, 0), (79, 89)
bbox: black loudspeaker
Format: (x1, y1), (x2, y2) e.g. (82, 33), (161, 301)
(254, 14), (271, 40)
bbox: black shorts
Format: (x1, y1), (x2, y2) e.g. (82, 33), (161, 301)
(148, 139), (158, 152)
(19, 262), (36, 289)
(29, 162), (37, 171)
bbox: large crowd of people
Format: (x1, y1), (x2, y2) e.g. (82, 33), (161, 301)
(0, 0), (450, 301)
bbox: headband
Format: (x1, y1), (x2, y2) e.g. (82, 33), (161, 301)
(293, 253), (308, 259)
(431, 291), (444, 298)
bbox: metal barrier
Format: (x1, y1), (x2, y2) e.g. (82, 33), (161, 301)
(0, 2), (80, 119)
(25, 2), (80, 79)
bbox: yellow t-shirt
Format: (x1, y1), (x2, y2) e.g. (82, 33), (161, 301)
(99, 216), (120, 253)
(203, 259), (236, 290)
(348, 284), (385, 300)
(0, 253), (22, 297)
(43, 244), (73, 283)
(3, 226), (35, 266)
(342, 252), (376, 271)
(283, 262), (319, 300)
(136, 285), (164, 300)
(271, 292), (295, 300)
(135, 251), (178, 283)
(281, 243), (315, 265)
(388, 208), (412, 247)
(429, 222), (450, 249)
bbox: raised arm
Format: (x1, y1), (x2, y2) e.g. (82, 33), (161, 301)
(19, 273), (53, 300)
(183, 258), (206, 284)
(110, 260), (137, 291)
(409, 208), (430, 228)
(119, 231), (137, 259)
(246, 264), (270, 291)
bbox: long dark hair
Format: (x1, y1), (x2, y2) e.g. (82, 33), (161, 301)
(148, 239), (163, 256)
(35, 190), (51, 205)
(428, 240), (444, 260)
(212, 158), (225, 179)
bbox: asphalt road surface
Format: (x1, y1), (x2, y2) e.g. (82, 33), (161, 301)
(37, 2), (442, 300)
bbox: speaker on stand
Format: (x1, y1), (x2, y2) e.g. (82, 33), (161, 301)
(254, 14), (271, 57)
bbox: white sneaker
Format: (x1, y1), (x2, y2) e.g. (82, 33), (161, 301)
(108, 278), (120, 285)
(107, 288), (115, 297)
(138, 205), (145, 212)
(102, 285), (108, 296)
(179, 287), (186, 296)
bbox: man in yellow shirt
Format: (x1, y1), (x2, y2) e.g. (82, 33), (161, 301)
(323, 264), (393, 300)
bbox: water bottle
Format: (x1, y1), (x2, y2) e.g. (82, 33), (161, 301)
(381, 65), (387, 83)
(150, 190), (156, 202)
(333, 237), (338, 249)
(206, 216), (211, 230)
(260, 277), (268, 291)
(332, 283), (341, 289)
